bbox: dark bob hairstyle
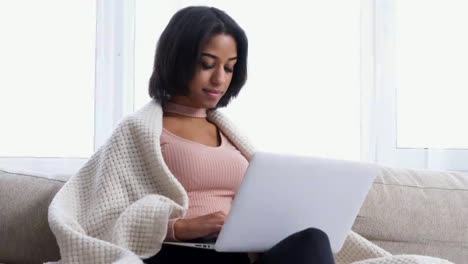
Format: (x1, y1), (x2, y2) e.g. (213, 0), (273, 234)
(149, 6), (248, 108)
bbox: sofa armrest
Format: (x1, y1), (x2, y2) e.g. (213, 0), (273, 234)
(0, 169), (66, 264)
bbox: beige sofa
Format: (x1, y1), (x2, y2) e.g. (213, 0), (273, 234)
(1, 165), (467, 264)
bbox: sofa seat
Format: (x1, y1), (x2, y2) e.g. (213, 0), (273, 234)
(353, 166), (468, 263)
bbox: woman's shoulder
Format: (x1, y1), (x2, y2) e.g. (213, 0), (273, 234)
(105, 102), (164, 143)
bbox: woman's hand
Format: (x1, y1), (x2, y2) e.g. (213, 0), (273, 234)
(173, 211), (226, 241)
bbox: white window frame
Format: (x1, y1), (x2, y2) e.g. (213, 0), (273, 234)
(363, 0), (468, 172)
(2, 0), (466, 175)
(94, 0), (135, 151)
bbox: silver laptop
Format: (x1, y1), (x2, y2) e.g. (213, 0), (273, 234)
(164, 151), (378, 253)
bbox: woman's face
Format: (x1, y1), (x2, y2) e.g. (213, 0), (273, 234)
(172, 34), (238, 109)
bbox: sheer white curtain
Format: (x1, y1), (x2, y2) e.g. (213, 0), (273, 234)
(134, 0), (362, 161)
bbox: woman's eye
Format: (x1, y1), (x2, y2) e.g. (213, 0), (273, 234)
(201, 62), (214, 69)
(201, 61), (233, 73)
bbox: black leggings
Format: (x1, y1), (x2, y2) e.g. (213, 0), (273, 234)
(143, 228), (335, 264)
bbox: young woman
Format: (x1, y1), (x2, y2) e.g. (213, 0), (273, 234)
(47, 6), (334, 264)
(142, 6), (335, 264)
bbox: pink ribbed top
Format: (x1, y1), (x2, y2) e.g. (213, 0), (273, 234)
(160, 127), (249, 241)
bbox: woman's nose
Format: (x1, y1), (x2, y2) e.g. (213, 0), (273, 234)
(211, 66), (226, 85)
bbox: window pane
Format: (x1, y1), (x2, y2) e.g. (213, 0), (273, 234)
(0, 1), (96, 158)
(135, 1), (361, 160)
(396, 0), (468, 149)
(134, 1), (179, 109)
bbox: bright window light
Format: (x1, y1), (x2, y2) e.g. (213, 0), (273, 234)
(0, 1), (96, 158)
(134, 0), (361, 160)
(396, 0), (468, 149)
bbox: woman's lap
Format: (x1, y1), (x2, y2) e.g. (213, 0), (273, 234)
(143, 228), (334, 264)
(143, 244), (250, 264)
(253, 228), (335, 264)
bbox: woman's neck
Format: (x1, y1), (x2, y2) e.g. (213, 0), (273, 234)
(163, 101), (207, 118)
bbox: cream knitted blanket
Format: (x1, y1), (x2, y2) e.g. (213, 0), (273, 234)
(47, 100), (453, 264)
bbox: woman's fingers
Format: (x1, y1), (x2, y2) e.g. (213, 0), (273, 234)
(173, 211), (227, 240)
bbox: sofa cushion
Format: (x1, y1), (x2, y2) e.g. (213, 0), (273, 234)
(0, 169), (65, 264)
(353, 166), (468, 264)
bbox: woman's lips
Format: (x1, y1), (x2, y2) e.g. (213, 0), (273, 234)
(203, 89), (222, 99)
